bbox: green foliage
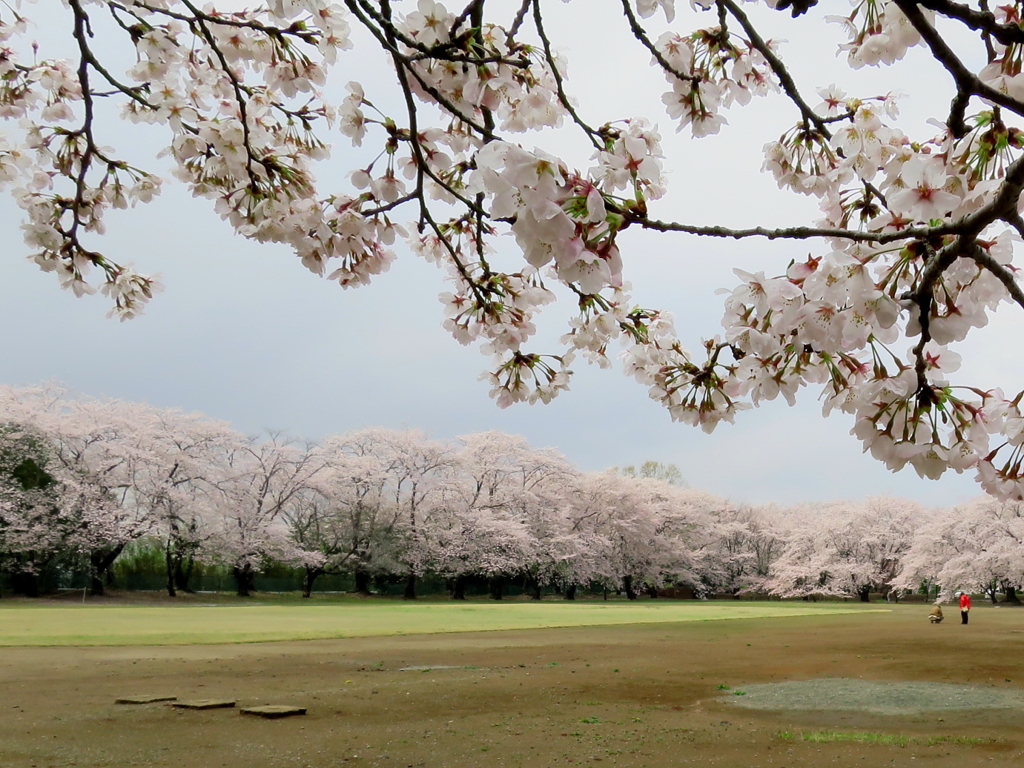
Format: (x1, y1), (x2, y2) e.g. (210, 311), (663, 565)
(0, 424), (56, 492)
(775, 730), (996, 747)
(617, 461), (685, 487)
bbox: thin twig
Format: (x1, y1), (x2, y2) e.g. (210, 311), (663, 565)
(620, 0), (699, 85)
(532, 0), (602, 148)
(970, 243), (1024, 312)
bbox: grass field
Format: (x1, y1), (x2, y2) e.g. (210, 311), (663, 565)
(0, 598), (887, 645)
(1, 602), (1022, 768)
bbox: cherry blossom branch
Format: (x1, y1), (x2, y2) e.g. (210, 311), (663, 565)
(379, 1), (491, 305)
(352, 0), (513, 64)
(910, 240), (957, 404)
(894, 0), (1024, 136)
(619, 0), (699, 84)
(177, 0), (265, 189)
(508, 0), (531, 42)
(532, 0), (602, 148)
(449, 0), (481, 38)
(120, 0), (322, 43)
(344, 0), (495, 139)
(68, 0), (97, 246)
(360, 192), (419, 216)
(916, 0), (1024, 46)
(969, 243), (1024, 313)
(719, 0), (829, 137)
(627, 213), (947, 243)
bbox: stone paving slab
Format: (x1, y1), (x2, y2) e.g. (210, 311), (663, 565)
(115, 695), (177, 704)
(171, 699), (236, 710)
(239, 705), (307, 719)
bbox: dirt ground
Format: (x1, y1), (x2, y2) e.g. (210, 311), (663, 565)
(2, 602), (1023, 768)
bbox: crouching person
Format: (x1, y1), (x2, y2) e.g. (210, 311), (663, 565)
(929, 604), (944, 624)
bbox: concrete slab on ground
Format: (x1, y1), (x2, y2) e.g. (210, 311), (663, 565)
(115, 695), (177, 704)
(240, 705), (307, 718)
(171, 699), (235, 710)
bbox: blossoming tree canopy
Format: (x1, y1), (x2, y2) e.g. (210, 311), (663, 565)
(5, 1), (1024, 497)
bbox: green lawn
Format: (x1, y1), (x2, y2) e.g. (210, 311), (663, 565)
(0, 601), (888, 646)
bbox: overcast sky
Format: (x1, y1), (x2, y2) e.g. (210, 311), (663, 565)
(1, 1), (1016, 507)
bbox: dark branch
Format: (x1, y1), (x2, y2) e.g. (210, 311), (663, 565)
(969, 243), (1024, 313)
(895, 0), (1024, 137)
(533, 0), (602, 148)
(917, 0), (1024, 46)
(620, 0), (699, 85)
(720, 0), (829, 137)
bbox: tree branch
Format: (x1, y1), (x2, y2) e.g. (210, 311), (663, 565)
(532, 0), (602, 148)
(895, 0), (1024, 137)
(719, 0), (829, 137)
(969, 243), (1024, 313)
(620, 0), (699, 85)
(916, 0), (1024, 46)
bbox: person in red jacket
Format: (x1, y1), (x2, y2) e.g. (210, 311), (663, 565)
(959, 591), (972, 624)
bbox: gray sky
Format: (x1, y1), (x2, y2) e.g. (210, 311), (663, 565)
(0, 2), (1013, 506)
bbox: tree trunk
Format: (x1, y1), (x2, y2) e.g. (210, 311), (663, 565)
(233, 563), (256, 597)
(404, 573), (417, 600)
(857, 585), (871, 603)
(302, 567), (323, 598)
(88, 543), (126, 596)
(1005, 585), (1022, 605)
(165, 545), (177, 598)
(984, 579), (997, 604)
(488, 577), (503, 600)
(11, 571), (39, 598)
(527, 576), (542, 600)
(646, 583), (659, 598)
(450, 576), (466, 600)
(353, 569), (371, 596)
(173, 553), (195, 593)
(565, 584), (577, 601)
(624, 575), (637, 601)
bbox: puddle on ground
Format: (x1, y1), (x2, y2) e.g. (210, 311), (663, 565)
(398, 665), (463, 671)
(726, 678), (1024, 714)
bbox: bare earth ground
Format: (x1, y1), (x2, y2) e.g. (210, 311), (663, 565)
(2, 602), (1023, 768)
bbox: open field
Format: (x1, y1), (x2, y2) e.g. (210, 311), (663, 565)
(1, 600), (1023, 767)
(0, 597), (886, 646)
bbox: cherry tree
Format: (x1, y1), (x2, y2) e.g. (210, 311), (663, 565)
(766, 496), (922, 600)
(0, 384), (252, 594)
(208, 432), (323, 596)
(0, 421), (118, 596)
(694, 503), (786, 595)
(284, 428), (447, 596)
(457, 431), (580, 597)
(566, 471), (687, 598)
(899, 497), (1024, 601)
(0, 385), (160, 594)
(374, 429), (454, 598)
(425, 432), (556, 598)
(119, 408), (243, 597)
(10, 1), (1024, 499)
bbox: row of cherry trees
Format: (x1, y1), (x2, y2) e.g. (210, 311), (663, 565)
(2, 385), (1023, 601)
